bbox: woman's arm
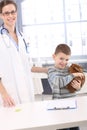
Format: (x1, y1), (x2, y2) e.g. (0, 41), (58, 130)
(0, 80), (15, 107)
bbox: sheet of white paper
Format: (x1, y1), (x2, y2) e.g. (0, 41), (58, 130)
(47, 99), (77, 110)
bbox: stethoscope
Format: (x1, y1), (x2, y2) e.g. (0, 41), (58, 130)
(0, 24), (30, 53)
(0, 27), (9, 34)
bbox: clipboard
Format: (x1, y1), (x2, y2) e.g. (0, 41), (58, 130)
(47, 99), (77, 110)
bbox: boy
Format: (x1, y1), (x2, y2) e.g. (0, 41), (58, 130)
(48, 44), (84, 130)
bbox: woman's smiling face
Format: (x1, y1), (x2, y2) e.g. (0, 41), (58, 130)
(1, 4), (17, 27)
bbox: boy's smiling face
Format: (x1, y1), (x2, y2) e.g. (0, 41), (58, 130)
(53, 52), (71, 69)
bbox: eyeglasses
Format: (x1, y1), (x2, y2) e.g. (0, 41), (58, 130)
(2, 10), (17, 16)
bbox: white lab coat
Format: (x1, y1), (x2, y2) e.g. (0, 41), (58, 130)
(0, 32), (34, 106)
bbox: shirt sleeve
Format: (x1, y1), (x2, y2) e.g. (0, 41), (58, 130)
(48, 67), (75, 89)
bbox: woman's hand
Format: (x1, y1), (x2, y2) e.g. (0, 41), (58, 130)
(1, 92), (15, 107)
(0, 81), (15, 107)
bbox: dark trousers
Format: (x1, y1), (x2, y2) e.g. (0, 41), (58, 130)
(59, 127), (80, 130)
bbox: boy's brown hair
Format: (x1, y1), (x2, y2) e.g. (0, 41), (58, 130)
(54, 43), (71, 55)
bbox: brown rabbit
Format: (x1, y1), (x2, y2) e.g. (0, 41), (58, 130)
(66, 64), (85, 93)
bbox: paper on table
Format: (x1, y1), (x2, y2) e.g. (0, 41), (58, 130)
(47, 99), (77, 110)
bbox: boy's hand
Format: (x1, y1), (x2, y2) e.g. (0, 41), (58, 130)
(71, 79), (81, 90)
(73, 72), (84, 79)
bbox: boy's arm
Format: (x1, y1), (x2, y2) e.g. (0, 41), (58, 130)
(48, 68), (85, 89)
(49, 73), (74, 88)
(48, 68), (74, 88)
(31, 66), (48, 73)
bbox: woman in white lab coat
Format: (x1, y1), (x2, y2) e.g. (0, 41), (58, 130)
(0, 0), (35, 107)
